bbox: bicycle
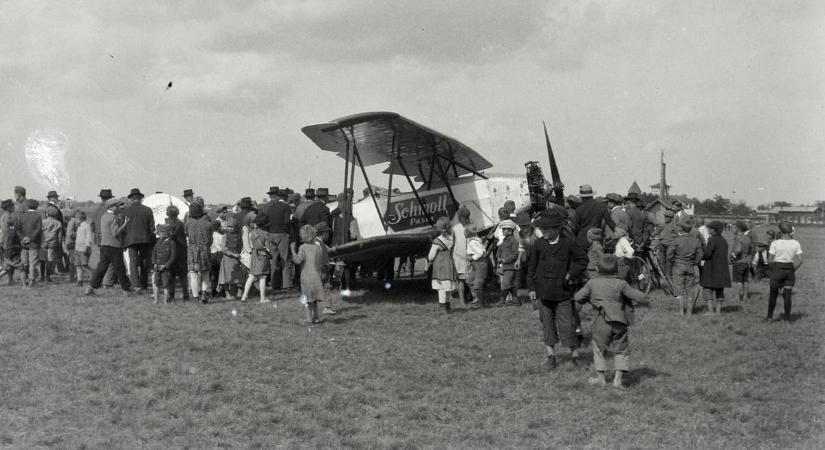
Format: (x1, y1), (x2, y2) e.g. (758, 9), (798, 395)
(627, 244), (674, 296)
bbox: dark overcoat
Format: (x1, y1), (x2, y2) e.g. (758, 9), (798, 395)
(701, 234), (732, 288)
(527, 236), (587, 302)
(123, 202), (156, 247)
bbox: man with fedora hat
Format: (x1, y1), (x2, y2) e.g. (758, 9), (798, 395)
(259, 185), (293, 290)
(572, 184), (615, 243)
(183, 189), (194, 206)
(528, 208), (588, 369)
(624, 192), (648, 246)
(86, 197), (132, 296)
(297, 188), (331, 230)
(44, 190), (66, 278)
(89, 188), (118, 287)
(122, 188), (156, 293)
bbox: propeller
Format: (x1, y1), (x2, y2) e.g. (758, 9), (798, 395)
(543, 122), (564, 206)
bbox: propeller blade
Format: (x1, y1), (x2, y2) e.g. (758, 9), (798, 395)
(543, 122), (564, 205)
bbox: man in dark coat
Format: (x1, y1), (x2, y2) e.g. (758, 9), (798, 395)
(258, 186), (293, 290)
(122, 188), (156, 292)
(528, 208), (588, 370)
(625, 192), (648, 247)
(700, 221), (731, 315)
(572, 184), (615, 242)
(297, 188), (331, 228)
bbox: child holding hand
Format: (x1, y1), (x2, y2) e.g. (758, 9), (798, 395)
(291, 225), (327, 324)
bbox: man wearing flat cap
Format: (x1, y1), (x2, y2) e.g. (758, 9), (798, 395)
(528, 207), (588, 370)
(653, 209), (679, 278)
(572, 184), (615, 243)
(122, 188), (156, 293)
(624, 192), (648, 247)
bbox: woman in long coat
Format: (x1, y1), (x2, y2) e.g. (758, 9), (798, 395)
(700, 221), (731, 315)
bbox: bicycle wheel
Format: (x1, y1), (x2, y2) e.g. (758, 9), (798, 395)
(632, 257), (653, 294)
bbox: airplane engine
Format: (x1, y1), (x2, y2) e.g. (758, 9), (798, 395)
(524, 161), (548, 214)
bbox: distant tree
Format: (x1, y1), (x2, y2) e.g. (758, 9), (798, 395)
(815, 200), (825, 209)
(729, 201), (753, 216)
(773, 201), (791, 207)
(756, 203), (772, 211)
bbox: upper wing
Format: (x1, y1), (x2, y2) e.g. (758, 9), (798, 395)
(301, 112), (492, 181)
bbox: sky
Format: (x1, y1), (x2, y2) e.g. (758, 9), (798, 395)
(1, 0), (823, 206)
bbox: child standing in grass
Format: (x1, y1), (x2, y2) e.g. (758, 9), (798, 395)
(668, 220), (702, 316)
(241, 214), (273, 303)
(291, 225), (327, 324)
(574, 254), (648, 389)
(151, 224), (176, 304)
(465, 224), (487, 308)
(41, 207), (62, 282)
(496, 220), (520, 306)
(765, 221), (803, 321)
(73, 211), (93, 286)
(428, 216), (455, 314)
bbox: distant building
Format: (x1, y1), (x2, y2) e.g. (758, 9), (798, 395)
(762, 206), (824, 224)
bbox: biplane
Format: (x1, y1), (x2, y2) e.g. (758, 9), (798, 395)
(301, 111), (563, 266)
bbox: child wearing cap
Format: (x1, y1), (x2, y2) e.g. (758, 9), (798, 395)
(496, 220), (520, 306)
(765, 221), (803, 321)
(574, 254), (648, 389)
(428, 216), (456, 313)
(73, 211), (93, 286)
(41, 207), (63, 282)
(465, 224), (487, 307)
(668, 220), (702, 316)
(151, 224), (176, 304)
(585, 227), (604, 281)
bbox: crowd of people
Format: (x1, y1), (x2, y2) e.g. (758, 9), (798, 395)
(0, 182), (806, 387)
(428, 184), (804, 388)
(0, 185), (354, 323)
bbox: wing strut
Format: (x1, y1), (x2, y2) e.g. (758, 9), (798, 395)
(385, 131), (396, 220)
(434, 154), (460, 212)
(340, 132), (352, 244)
(350, 127), (388, 232)
(398, 158), (435, 227)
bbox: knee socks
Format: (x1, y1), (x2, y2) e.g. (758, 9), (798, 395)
(767, 286), (779, 318)
(782, 288), (792, 318)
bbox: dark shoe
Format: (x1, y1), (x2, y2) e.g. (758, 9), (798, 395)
(84, 286), (95, 296)
(200, 293), (209, 304)
(544, 356), (557, 370)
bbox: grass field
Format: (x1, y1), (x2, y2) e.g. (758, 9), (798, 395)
(1, 228), (823, 449)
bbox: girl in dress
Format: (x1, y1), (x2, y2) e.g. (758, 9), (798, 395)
(290, 225), (328, 323)
(218, 212), (244, 299)
(428, 216), (455, 313)
(184, 203), (213, 304)
(241, 213), (273, 303)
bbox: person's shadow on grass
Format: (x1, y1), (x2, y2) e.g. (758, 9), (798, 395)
(625, 367), (669, 387)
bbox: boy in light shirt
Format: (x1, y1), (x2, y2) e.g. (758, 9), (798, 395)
(765, 221), (803, 321)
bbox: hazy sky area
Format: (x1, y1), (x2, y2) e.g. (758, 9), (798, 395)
(1, 0), (823, 206)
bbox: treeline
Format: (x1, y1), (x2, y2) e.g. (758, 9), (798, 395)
(636, 193), (824, 216)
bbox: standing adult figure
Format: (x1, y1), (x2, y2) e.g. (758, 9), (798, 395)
(604, 193), (629, 253)
(0, 199), (22, 284)
(85, 198), (132, 295)
(17, 199), (43, 286)
(572, 185), (615, 243)
(624, 192), (648, 247)
(13, 186), (28, 213)
(184, 203), (213, 303)
(298, 188), (331, 229)
(165, 205), (188, 300)
(45, 191), (65, 276)
(258, 186), (292, 291)
(122, 188), (156, 293)
(90, 189), (117, 287)
(452, 206), (472, 306)
(730, 221), (752, 302)
(528, 208), (588, 369)
(700, 221), (731, 315)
